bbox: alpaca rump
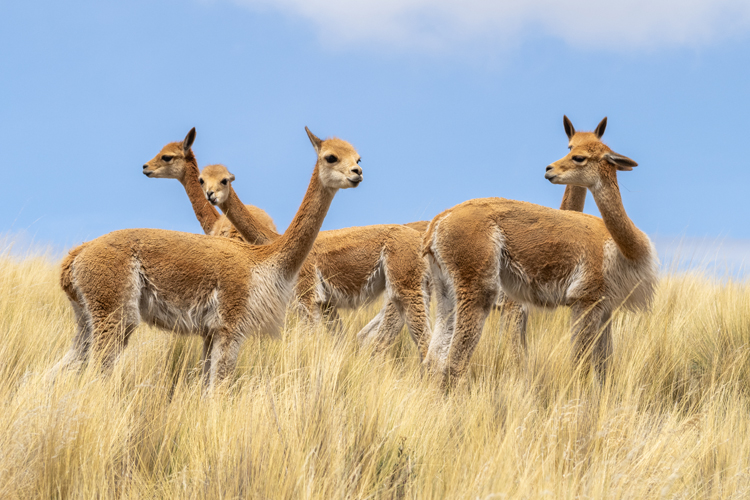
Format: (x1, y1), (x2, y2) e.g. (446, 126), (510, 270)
(55, 128), (363, 389)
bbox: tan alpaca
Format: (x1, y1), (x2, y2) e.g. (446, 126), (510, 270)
(141, 128), (277, 240)
(54, 128), (362, 389)
(423, 117), (658, 385)
(199, 163), (432, 357)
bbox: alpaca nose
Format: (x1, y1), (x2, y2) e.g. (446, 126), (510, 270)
(206, 191), (214, 197)
(143, 164), (148, 170)
(351, 166), (362, 176)
(546, 165), (553, 172)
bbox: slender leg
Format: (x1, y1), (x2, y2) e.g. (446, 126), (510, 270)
(49, 301), (93, 379)
(356, 307), (386, 345)
(90, 312), (137, 374)
(321, 302), (344, 335)
(208, 330), (242, 391)
(401, 292), (431, 362)
(423, 267), (455, 374)
(570, 300), (606, 377)
(498, 297), (528, 366)
(443, 289), (495, 386)
(362, 299), (405, 355)
(593, 311), (613, 381)
(200, 335), (214, 387)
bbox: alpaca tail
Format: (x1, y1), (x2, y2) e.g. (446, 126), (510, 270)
(60, 242), (87, 304)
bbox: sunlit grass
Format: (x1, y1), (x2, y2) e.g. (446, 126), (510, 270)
(1, 243), (749, 498)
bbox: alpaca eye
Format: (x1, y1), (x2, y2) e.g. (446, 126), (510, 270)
(572, 156), (586, 162)
(221, 179), (228, 185)
(199, 178), (204, 185)
(325, 155), (338, 163)
(161, 155), (174, 162)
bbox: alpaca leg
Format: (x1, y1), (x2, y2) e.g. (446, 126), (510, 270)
(498, 297), (528, 365)
(361, 300), (405, 355)
(321, 303), (344, 335)
(200, 335), (214, 387)
(49, 301), (93, 378)
(443, 289), (495, 385)
(208, 331), (242, 391)
(357, 300), (406, 347)
(593, 311), (613, 380)
(402, 292), (431, 361)
(423, 271), (455, 374)
(356, 307), (386, 345)
(570, 301), (605, 377)
(90, 315), (137, 373)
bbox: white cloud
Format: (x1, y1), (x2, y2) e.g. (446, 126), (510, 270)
(233, 0), (750, 51)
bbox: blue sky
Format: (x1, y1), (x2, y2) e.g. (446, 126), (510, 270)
(2, 0), (750, 263)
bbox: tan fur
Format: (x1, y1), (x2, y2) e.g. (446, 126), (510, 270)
(55, 129), (362, 390)
(424, 117), (658, 386)
(198, 163), (432, 358)
(403, 220), (429, 232)
(142, 128), (277, 238)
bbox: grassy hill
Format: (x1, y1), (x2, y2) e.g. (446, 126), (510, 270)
(1, 243), (749, 498)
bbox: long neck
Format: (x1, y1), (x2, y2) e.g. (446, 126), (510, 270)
(180, 152), (220, 235)
(559, 185), (586, 212)
(219, 189), (280, 244)
(263, 164), (335, 278)
(590, 174), (650, 261)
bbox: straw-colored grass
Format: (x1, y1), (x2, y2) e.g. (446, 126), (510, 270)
(1, 244), (749, 499)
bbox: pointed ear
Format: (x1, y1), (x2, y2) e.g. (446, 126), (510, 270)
(604, 152), (638, 171)
(229, 173), (236, 182)
(183, 127), (196, 154)
(305, 126), (322, 154)
(563, 115), (575, 141)
(594, 117), (607, 139)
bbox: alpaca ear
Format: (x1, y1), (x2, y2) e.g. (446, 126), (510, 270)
(594, 117), (607, 139)
(183, 127), (196, 154)
(563, 115), (575, 141)
(604, 152), (638, 171)
(305, 126), (322, 154)
(229, 173), (236, 182)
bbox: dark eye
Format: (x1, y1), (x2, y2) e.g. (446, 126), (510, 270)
(325, 155), (338, 163)
(572, 156), (586, 162)
(199, 178), (204, 185)
(221, 179), (228, 185)
(161, 155), (174, 162)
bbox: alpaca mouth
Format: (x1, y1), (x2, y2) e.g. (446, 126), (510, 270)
(143, 171), (153, 177)
(544, 172), (558, 183)
(347, 175), (362, 187)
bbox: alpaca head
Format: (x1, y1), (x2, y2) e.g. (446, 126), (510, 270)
(305, 127), (363, 190)
(199, 164), (235, 206)
(143, 128), (196, 180)
(545, 116), (637, 190)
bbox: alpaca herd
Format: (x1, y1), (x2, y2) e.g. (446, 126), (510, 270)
(54, 117), (657, 389)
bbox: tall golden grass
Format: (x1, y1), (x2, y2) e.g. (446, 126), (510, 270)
(1, 242), (749, 499)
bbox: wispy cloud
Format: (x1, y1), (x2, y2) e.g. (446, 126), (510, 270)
(233, 0), (750, 51)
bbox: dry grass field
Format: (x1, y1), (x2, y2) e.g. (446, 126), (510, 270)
(1, 241), (750, 499)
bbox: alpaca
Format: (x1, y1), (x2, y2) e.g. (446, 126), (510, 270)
(54, 128), (362, 389)
(423, 117), (658, 385)
(141, 127), (277, 239)
(199, 163), (432, 358)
